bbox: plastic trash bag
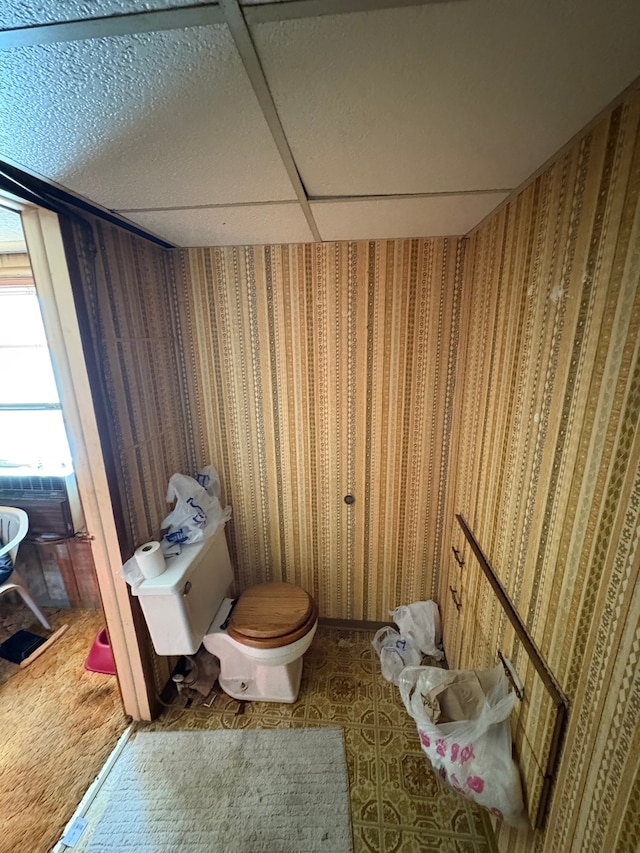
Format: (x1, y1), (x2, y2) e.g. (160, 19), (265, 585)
(372, 626), (422, 685)
(120, 555), (145, 589)
(390, 600), (444, 661)
(195, 464), (222, 499)
(398, 663), (526, 827)
(161, 467), (232, 549)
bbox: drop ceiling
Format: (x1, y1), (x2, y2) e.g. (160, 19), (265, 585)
(1, 0), (639, 247)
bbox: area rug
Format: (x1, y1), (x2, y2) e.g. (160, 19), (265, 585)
(83, 727), (352, 853)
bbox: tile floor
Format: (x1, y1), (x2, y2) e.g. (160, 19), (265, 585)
(142, 625), (497, 853)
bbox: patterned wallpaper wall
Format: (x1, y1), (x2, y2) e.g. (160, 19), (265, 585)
(65, 216), (194, 555)
(441, 89), (640, 851)
(63, 214), (195, 691)
(177, 239), (463, 620)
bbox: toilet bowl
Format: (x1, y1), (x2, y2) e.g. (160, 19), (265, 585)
(204, 585), (318, 702)
(133, 528), (317, 703)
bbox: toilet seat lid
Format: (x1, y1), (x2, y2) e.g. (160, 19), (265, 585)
(230, 582), (313, 639)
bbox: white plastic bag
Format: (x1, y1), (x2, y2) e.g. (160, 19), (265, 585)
(120, 555), (145, 589)
(390, 600), (444, 661)
(398, 663), (526, 827)
(161, 468), (231, 548)
(195, 464), (222, 499)
(372, 626), (422, 685)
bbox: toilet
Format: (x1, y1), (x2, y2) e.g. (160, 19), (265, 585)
(133, 526), (318, 703)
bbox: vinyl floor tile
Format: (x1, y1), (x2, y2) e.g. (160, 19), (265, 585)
(142, 625), (497, 852)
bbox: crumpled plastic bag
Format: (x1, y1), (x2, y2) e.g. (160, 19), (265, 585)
(120, 554), (145, 589)
(390, 600), (444, 661)
(120, 466), (232, 587)
(372, 626), (422, 685)
(161, 465), (231, 550)
(195, 464), (222, 499)
(372, 600), (444, 684)
(399, 663), (527, 828)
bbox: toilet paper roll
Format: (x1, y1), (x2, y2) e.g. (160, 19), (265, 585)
(135, 541), (166, 580)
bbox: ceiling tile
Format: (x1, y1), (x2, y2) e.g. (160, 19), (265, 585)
(0, 0), (206, 28)
(0, 27), (297, 209)
(253, 1), (640, 197)
(311, 193), (509, 240)
(124, 203), (315, 247)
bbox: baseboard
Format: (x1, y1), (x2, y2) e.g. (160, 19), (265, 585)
(318, 617), (394, 632)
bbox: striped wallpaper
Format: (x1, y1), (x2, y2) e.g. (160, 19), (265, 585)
(442, 88), (640, 851)
(178, 239), (463, 620)
(64, 216), (194, 555)
(63, 213), (194, 692)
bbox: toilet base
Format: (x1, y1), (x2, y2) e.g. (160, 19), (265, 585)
(218, 656), (303, 703)
(203, 599), (316, 703)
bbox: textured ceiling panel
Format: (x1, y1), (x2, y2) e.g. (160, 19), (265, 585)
(0, 27), (297, 209)
(253, 0), (640, 197)
(0, 0), (205, 28)
(2, 1), (638, 246)
(311, 192), (508, 240)
(124, 203), (315, 246)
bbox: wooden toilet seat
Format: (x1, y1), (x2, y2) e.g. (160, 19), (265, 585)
(227, 582), (318, 649)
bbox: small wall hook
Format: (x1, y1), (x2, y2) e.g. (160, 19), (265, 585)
(452, 546), (465, 568)
(449, 586), (462, 612)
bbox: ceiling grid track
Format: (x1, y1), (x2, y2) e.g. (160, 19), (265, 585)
(116, 187), (515, 215)
(0, 1), (459, 49)
(0, 0), (515, 244)
(218, 0), (322, 242)
(2, 0), (637, 245)
(0, 5), (226, 48)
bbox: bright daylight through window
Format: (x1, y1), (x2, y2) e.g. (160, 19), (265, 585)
(0, 283), (72, 473)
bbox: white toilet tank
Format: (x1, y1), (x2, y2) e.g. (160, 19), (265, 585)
(132, 525), (234, 655)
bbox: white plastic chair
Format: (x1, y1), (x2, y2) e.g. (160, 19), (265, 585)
(0, 506), (51, 631)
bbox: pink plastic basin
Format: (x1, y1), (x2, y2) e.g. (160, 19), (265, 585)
(84, 627), (116, 675)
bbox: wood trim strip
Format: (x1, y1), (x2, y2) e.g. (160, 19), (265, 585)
(19, 623), (69, 668)
(22, 206), (154, 719)
(456, 514), (565, 705)
(456, 513), (568, 829)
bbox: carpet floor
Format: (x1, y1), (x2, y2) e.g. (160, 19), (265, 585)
(80, 728), (352, 853)
(0, 603), (127, 853)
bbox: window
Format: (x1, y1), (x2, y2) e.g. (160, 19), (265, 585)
(0, 284), (73, 471)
